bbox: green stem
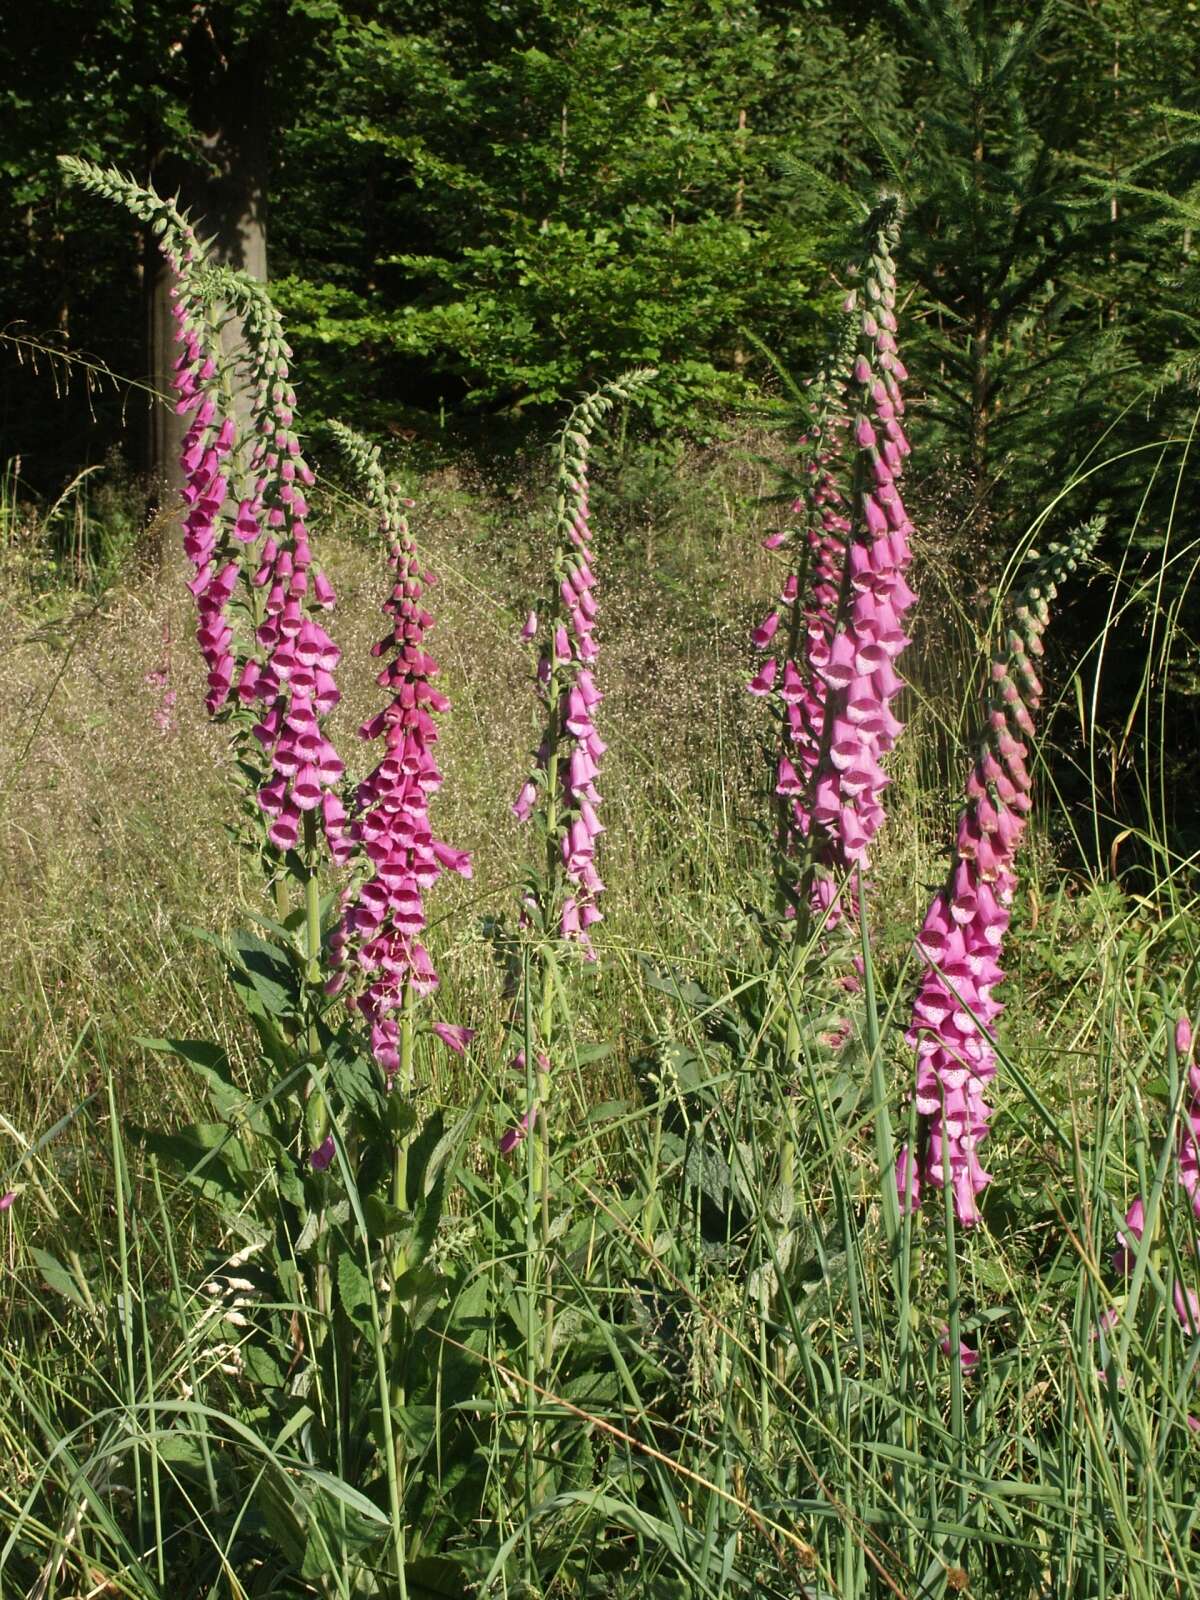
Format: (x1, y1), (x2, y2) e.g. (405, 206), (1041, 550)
(302, 809), (322, 1008)
(107, 1075), (144, 1560)
(944, 1161), (966, 1533)
(368, 1262), (409, 1598)
(392, 989), (415, 1232)
(388, 988), (415, 1591)
(537, 960), (555, 1377)
(521, 949), (538, 1575)
(300, 809), (331, 1339)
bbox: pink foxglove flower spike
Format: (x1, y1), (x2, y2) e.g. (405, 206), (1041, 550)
(901, 521), (1103, 1227)
(750, 198), (915, 939)
(512, 371), (655, 959)
(505, 371), (654, 1150)
(59, 159), (351, 867)
(326, 422), (472, 1080)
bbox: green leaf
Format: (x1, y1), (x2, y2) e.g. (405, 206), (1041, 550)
(242, 1342), (284, 1389)
(409, 1104), (477, 1202)
(303, 1468), (390, 1526)
(409, 1171), (445, 1271)
(573, 1042), (614, 1066)
(393, 1264), (445, 1329)
(155, 1431), (210, 1474)
(637, 958), (713, 1009)
(253, 1472), (307, 1570)
(584, 1098), (634, 1124)
(230, 931), (297, 1020)
(387, 1094), (419, 1139)
(321, 1024), (383, 1117)
(137, 1036), (246, 1122)
(337, 1250), (374, 1331)
(407, 1556), (473, 1599)
(135, 1123), (250, 1215)
(362, 1195), (412, 1241)
(29, 1248), (88, 1309)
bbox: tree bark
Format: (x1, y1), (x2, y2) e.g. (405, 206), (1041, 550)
(969, 305), (991, 489)
(144, 30), (269, 512)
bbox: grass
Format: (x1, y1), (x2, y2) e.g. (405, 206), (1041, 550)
(0, 439), (1197, 1599)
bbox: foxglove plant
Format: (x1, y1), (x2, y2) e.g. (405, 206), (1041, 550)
(497, 377), (652, 1505)
(513, 371), (653, 957)
(325, 421), (473, 1085)
(60, 159), (348, 868)
(500, 372), (651, 1529)
(505, 369), (654, 1156)
(898, 521), (1102, 1226)
(751, 198), (915, 932)
(59, 163), (475, 1588)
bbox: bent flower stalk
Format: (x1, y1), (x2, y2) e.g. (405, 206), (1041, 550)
(899, 522), (1102, 1226)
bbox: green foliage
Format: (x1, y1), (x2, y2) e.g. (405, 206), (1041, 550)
(886, 0), (1200, 520)
(123, 921), (481, 1592)
(885, 0), (1114, 506)
(268, 0), (899, 429)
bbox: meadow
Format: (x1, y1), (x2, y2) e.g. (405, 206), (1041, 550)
(0, 168), (1197, 1600)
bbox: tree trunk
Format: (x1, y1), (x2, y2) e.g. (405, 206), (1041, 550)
(144, 33), (269, 521)
(969, 306), (991, 490)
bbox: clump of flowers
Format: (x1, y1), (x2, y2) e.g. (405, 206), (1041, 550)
(750, 198), (915, 929)
(199, 266), (348, 860)
(898, 522), (1102, 1226)
(60, 159), (348, 864)
(325, 423), (472, 1078)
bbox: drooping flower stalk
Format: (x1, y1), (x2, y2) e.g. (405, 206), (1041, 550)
(899, 520), (1103, 1226)
(201, 266), (348, 863)
(751, 198), (915, 932)
(326, 423), (473, 1085)
(59, 160), (349, 869)
(60, 163), (245, 725)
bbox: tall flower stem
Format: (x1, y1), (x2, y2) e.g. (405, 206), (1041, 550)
(503, 372), (653, 1525)
(366, 1254), (409, 1597)
(537, 959), (556, 1374)
(392, 990), (416, 1226)
(943, 1168), (967, 1530)
(302, 810), (323, 995)
(521, 947), (539, 1560)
